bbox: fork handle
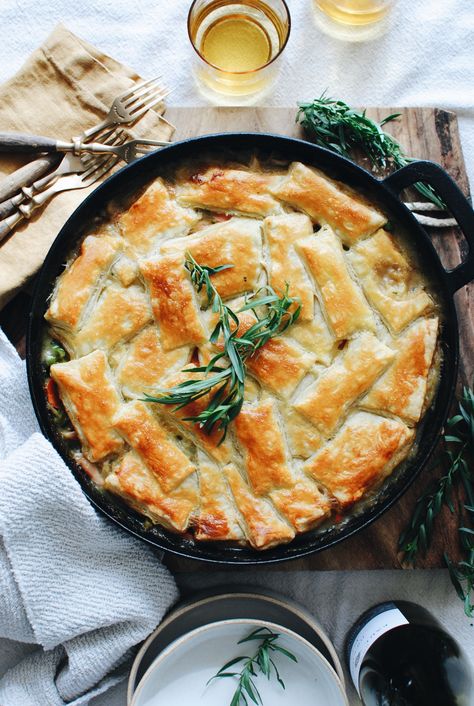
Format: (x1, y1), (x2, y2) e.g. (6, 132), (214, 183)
(0, 154), (61, 202)
(0, 132), (62, 153)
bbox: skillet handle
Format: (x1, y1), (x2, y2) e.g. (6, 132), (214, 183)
(383, 160), (474, 295)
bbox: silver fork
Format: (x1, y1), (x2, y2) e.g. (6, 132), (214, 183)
(0, 154), (119, 243)
(0, 78), (172, 204)
(81, 77), (172, 139)
(0, 129), (127, 221)
(73, 136), (171, 163)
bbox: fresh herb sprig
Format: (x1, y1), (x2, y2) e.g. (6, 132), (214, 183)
(399, 387), (474, 615)
(297, 93), (446, 209)
(207, 627), (297, 706)
(145, 254), (300, 442)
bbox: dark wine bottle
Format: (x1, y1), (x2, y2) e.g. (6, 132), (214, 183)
(345, 601), (473, 706)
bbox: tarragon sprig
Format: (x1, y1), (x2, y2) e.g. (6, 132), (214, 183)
(399, 386), (474, 616)
(297, 93), (446, 209)
(207, 627), (297, 706)
(145, 253), (301, 442)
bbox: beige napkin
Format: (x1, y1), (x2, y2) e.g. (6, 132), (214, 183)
(0, 24), (173, 310)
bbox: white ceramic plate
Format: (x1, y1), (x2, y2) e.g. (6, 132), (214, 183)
(131, 618), (349, 706)
(127, 588), (345, 702)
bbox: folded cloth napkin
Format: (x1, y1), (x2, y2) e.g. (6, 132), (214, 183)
(0, 328), (179, 706)
(0, 24), (174, 311)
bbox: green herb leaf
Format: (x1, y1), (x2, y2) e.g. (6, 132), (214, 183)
(297, 93), (446, 209)
(208, 627), (297, 706)
(400, 387), (474, 616)
(146, 254), (300, 442)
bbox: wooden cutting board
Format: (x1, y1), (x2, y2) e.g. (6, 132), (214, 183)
(1, 106), (472, 570)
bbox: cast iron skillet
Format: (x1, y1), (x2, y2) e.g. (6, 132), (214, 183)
(26, 133), (474, 565)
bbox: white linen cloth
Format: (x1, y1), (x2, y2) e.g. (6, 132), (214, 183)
(0, 330), (178, 705)
(1, 1), (474, 704)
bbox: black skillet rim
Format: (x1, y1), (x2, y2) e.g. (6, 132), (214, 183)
(26, 132), (462, 565)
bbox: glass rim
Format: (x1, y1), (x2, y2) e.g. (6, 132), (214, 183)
(187, 0), (291, 75)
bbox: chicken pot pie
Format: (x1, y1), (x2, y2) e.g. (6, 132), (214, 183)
(43, 158), (440, 551)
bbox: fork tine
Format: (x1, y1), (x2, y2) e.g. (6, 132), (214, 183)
(127, 87), (170, 114)
(129, 90), (172, 120)
(82, 155), (119, 184)
(123, 81), (164, 109)
(116, 76), (162, 102)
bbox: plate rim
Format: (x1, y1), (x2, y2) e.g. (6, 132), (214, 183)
(127, 588), (346, 703)
(130, 617), (349, 706)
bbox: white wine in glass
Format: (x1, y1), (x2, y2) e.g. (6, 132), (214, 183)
(314, 0), (396, 40)
(188, 0), (290, 102)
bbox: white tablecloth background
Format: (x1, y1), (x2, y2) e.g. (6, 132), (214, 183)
(1, 1), (473, 703)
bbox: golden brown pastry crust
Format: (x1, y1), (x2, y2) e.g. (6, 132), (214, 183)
(194, 452), (244, 542)
(117, 178), (199, 256)
(50, 350), (123, 462)
(271, 162), (386, 243)
(140, 254), (208, 351)
(46, 233), (120, 332)
(303, 412), (414, 507)
(263, 213), (315, 320)
(234, 399), (294, 496)
(115, 326), (190, 398)
(225, 464), (295, 549)
(176, 166), (281, 217)
(362, 318), (439, 424)
(104, 451), (198, 532)
(161, 217), (262, 300)
(348, 229), (433, 332)
(45, 160), (439, 551)
(297, 227), (376, 338)
(293, 333), (395, 435)
(113, 400), (196, 492)
(73, 283), (152, 356)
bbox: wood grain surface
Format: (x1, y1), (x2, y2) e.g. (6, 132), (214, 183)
(1, 106), (472, 570)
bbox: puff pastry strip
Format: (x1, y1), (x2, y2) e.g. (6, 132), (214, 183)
(293, 332), (395, 435)
(194, 452), (244, 542)
(225, 464), (295, 550)
(45, 233), (120, 333)
(282, 407), (323, 459)
(161, 217), (263, 299)
(176, 166), (282, 218)
(303, 412), (414, 507)
(104, 451), (198, 532)
(288, 303), (336, 366)
(297, 227), (376, 338)
(271, 162), (386, 244)
(115, 326), (190, 398)
(263, 213), (315, 320)
(362, 317), (439, 424)
(234, 399), (332, 532)
(201, 306), (316, 399)
(160, 367), (233, 464)
(50, 350), (123, 462)
(140, 253), (208, 351)
(113, 400), (195, 492)
(73, 283), (152, 357)
(117, 178), (199, 256)
(348, 229), (433, 333)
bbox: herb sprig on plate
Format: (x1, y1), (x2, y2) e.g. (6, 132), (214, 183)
(399, 387), (474, 616)
(207, 627), (297, 706)
(145, 253), (301, 442)
(297, 93), (445, 209)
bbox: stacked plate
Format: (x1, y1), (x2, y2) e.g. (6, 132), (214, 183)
(128, 589), (349, 706)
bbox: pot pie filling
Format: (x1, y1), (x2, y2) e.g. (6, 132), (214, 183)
(44, 159), (440, 550)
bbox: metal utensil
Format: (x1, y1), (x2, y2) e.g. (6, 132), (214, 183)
(0, 77), (171, 208)
(0, 154), (118, 243)
(81, 77), (170, 140)
(0, 133), (171, 163)
(0, 129), (127, 220)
